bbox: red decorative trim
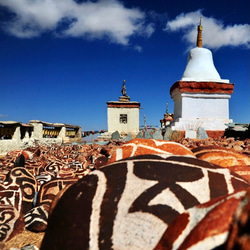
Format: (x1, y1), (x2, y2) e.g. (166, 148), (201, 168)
(107, 102), (140, 108)
(170, 81), (234, 95)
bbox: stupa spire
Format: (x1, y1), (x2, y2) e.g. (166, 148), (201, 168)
(196, 17), (203, 48)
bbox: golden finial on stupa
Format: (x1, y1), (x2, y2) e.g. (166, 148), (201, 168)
(196, 17), (203, 47)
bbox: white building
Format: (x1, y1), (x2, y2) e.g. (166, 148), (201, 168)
(107, 100), (140, 135)
(0, 120), (81, 155)
(170, 20), (234, 133)
(101, 81), (140, 139)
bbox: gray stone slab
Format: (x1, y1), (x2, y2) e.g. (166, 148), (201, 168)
(136, 131), (144, 138)
(125, 133), (132, 141)
(152, 130), (163, 140)
(197, 127), (208, 139)
(163, 128), (173, 141)
(111, 131), (121, 140)
(144, 130), (153, 139)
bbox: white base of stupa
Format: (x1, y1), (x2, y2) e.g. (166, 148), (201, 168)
(171, 117), (233, 131)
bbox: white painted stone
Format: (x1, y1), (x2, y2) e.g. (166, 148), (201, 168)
(181, 47), (229, 83)
(185, 130), (197, 139)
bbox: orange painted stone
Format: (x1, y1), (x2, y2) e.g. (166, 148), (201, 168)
(155, 188), (250, 250)
(109, 138), (195, 163)
(6, 149), (34, 161)
(192, 146), (250, 167)
(226, 165), (250, 182)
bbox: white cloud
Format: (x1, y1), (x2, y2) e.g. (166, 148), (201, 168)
(0, 0), (154, 45)
(165, 10), (250, 49)
(134, 45), (142, 52)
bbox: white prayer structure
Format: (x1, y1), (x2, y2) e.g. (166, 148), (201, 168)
(105, 81), (140, 137)
(170, 19), (234, 132)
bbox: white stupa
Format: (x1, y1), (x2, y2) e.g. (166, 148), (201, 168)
(170, 19), (234, 134)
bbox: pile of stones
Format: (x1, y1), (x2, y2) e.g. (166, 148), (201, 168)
(180, 137), (250, 155)
(0, 143), (119, 243)
(0, 138), (249, 249)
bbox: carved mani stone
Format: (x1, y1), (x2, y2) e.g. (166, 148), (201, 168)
(14, 154), (25, 168)
(0, 183), (24, 242)
(109, 138), (195, 163)
(192, 146), (250, 167)
(41, 155), (248, 250)
(7, 167), (37, 214)
(36, 178), (79, 208)
(24, 204), (49, 232)
(155, 188), (250, 250)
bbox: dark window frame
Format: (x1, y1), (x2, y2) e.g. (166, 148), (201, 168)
(120, 114), (127, 124)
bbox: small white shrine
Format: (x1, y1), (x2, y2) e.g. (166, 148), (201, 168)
(102, 80), (140, 138)
(170, 19), (234, 132)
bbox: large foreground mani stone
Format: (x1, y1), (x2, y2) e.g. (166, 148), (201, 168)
(41, 155), (248, 250)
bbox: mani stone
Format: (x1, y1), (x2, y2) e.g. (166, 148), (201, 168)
(136, 131), (144, 138)
(152, 130), (163, 140)
(24, 204), (49, 232)
(111, 131), (120, 140)
(192, 146), (250, 168)
(125, 133), (132, 142)
(14, 154), (25, 167)
(108, 138), (195, 163)
(163, 127), (173, 141)
(6, 167), (38, 214)
(185, 130), (197, 139)
(0, 183), (25, 242)
(197, 127), (208, 139)
(41, 154), (248, 250)
(144, 130), (153, 139)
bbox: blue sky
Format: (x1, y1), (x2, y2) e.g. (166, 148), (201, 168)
(0, 0), (249, 132)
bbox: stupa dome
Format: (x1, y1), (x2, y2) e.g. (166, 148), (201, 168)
(181, 47), (221, 81)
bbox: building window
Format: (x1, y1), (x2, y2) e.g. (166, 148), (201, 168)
(120, 114), (127, 124)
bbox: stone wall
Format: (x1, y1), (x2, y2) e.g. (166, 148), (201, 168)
(0, 120), (81, 155)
